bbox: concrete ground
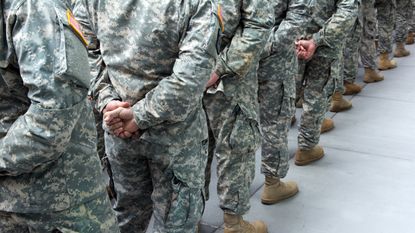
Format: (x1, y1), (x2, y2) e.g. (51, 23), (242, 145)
(199, 44), (415, 233)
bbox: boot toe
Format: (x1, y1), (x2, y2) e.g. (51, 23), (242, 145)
(251, 220), (268, 233)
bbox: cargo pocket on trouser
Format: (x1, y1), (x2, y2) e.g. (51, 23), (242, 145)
(229, 105), (261, 154)
(280, 80), (296, 127)
(165, 176), (204, 231)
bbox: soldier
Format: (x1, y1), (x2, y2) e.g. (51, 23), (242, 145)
(295, 0), (358, 166)
(406, 0), (415, 44)
(202, 0), (273, 231)
(394, 0), (412, 57)
(376, 0), (398, 70)
(361, 0), (385, 83)
(0, 0), (119, 232)
(74, 0), (218, 232)
(339, 0), (384, 91)
(257, 0), (313, 206)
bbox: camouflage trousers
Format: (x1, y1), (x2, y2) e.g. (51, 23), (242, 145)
(298, 56), (336, 150)
(376, 0), (396, 53)
(257, 53), (296, 179)
(105, 126), (206, 233)
(360, 0), (378, 70)
(0, 194), (118, 233)
(203, 92), (261, 215)
(396, 0), (412, 42)
(342, 17), (361, 84)
(409, 0), (415, 32)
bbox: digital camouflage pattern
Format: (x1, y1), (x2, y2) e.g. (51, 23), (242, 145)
(258, 0), (312, 179)
(360, 0), (378, 70)
(74, 0), (218, 232)
(298, 0), (358, 150)
(341, 4), (360, 84)
(395, 0), (412, 43)
(203, 0), (273, 215)
(409, 0), (415, 33)
(376, 0), (396, 54)
(0, 0), (109, 213)
(0, 0), (117, 231)
(342, 0), (379, 83)
(0, 194), (118, 233)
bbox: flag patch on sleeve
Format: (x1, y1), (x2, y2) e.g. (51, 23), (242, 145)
(66, 9), (89, 46)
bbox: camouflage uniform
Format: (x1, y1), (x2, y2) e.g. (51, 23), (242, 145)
(395, 0), (412, 43)
(360, 0), (378, 70)
(341, 3), (361, 85)
(342, 0), (379, 83)
(409, 0), (415, 33)
(0, 0), (118, 232)
(74, 1), (218, 232)
(375, 0), (396, 54)
(203, 0), (273, 215)
(298, 0), (358, 150)
(258, 0), (312, 179)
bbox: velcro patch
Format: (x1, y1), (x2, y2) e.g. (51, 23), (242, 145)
(66, 9), (88, 46)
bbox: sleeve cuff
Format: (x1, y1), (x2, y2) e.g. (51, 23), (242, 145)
(312, 31), (322, 48)
(132, 100), (152, 130)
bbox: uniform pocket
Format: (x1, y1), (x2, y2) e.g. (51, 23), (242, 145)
(229, 105), (261, 154)
(165, 176), (204, 229)
(54, 7), (91, 89)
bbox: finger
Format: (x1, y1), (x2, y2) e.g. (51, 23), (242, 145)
(107, 117), (122, 126)
(118, 101), (130, 108)
(123, 131), (133, 138)
(108, 121), (124, 131)
(104, 108), (123, 123)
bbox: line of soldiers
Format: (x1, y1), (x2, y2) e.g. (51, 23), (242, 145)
(0, 0), (412, 232)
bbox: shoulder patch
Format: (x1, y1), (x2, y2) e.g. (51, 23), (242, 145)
(217, 5), (225, 33)
(66, 9), (89, 46)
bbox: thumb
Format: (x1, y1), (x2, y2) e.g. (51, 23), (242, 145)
(118, 101), (130, 108)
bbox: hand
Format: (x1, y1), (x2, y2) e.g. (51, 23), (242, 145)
(103, 100), (130, 114)
(205, 72), (220, 89)
(295, 39), (316, 60)
(103, 107), (139, 138)
(102, 100), (130, 127)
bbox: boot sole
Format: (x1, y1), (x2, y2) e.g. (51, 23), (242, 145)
(330, 105), (352, 113)
(261, 188), (299, 205)
(295, 153), (324, 166)
(394, 54), (410, 58)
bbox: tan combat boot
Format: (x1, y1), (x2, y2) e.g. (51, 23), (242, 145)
(343, 81), (362, 95)
(363, 68), (384, 83)
(330, 91), (352, 113)
(394, 42), (411, 57)
(224, 214), (268, 233)
(295, 145), (325, 166)
(291, 115), (296, 127)
(296, 98), (303, 108)
(320, 118), (334, 134)
(406, 32), (415, 45)
(378, 53), (397, 70)
(261, 176), (299, 205)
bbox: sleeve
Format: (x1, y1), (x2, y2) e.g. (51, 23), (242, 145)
(214, 0), (274, 78)
(273, 0), (312, 48)
(131, 0), (218, 130)
(73, 0), (120, 112)
(312, 0), (358, 49)
(0, 4), (89, 176)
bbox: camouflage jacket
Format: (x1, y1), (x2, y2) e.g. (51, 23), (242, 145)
(74, 0), (218, 134)
(307, 0), (359, 58)
(0, 0), (105, 213)
(211, 0), (274, 119)
(268, 0), (313, 57)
